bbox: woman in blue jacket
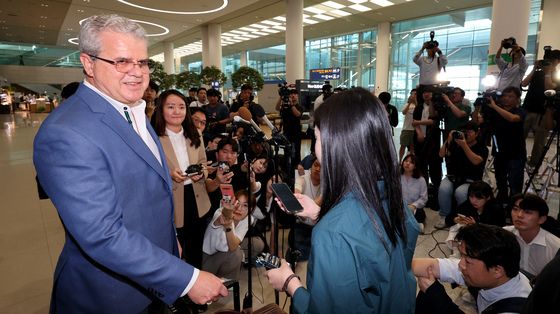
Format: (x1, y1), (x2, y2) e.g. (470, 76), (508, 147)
(266, 87), (420, 313)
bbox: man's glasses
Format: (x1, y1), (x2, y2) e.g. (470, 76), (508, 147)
(88, 54), (153, 74)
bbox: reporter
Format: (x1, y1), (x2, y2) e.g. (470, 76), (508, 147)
(153, 89), (211, 268)
(266, 87), (419, 313)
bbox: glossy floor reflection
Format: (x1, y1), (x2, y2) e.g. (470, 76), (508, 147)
(2, 111), (557, 313)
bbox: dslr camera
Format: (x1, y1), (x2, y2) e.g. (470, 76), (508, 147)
(452, 130), (464, 140)
(425, 31), (439, 49)
(185, 164), (204, 177)
(431, 85), (454, 115)
(502, 37), (517, 49)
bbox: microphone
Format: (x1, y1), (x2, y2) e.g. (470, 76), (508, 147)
(233, 116), (264, 135)
(262, 115), (278, 133)
(544, 90), (556, 97)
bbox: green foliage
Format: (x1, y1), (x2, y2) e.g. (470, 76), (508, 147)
(149, 60), (176, 90)
(175, 71), (201, 90)
(231, 66), (264, 91)
(200, 66), (227, 87)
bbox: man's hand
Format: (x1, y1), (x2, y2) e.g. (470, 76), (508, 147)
(417, 266), (437, 293)
(187, 271), (228, 304)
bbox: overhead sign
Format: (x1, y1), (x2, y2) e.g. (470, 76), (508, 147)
(309, 67), (341, 81)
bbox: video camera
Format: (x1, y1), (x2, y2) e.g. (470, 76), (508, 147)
(425, 31), (439, 49)
(474, 90), (502, 121)
(431, 84), (454, 115)
(278, 81), (291, 106)
(535, 46), (554, 71)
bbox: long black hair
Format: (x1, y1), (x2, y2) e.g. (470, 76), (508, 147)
(153, 89), (201, 148)
(314, 87), (406, 246)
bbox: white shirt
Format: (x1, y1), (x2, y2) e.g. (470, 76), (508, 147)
(203, 208), (249, 255)
(438, 258), (532, 313)
(83, 80), (161, 165)
(503, 225), (560, 277)
(402, 103), (416, 131)
(295, 171), (321, 201)
(166, 128), (193, 185)
(189, 100), (208, 108)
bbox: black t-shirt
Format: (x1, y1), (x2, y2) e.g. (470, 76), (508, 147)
(446, 140), (489, 181)
(491, 106), (526, 159)
(279, 103), (303, 141)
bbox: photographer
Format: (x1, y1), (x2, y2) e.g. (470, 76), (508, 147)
(474, 86), (526, 204)
(495, 38), (528, 92)
(441, 88), (472, 140)
(413, 32), (448, 105)
(412, 87), (444, 196)
(435, 121), (488, 229)
(230, 84), (266, 124)
(276, 88), (304, 167)
(521, 49), (560, 170)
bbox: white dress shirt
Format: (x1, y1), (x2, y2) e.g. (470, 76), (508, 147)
(166, 127), (193, 185)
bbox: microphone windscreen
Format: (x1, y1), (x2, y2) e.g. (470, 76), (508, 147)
(238, 107), (253, 121)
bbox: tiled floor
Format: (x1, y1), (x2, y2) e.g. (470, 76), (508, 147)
(1, 111), (557, 313)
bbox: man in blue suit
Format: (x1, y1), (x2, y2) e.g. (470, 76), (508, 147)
(33, 15), (228, 313)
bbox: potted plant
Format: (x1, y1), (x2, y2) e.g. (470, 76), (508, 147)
(231, 66), (264, 90)
(200, 66), (227, 88)
(149, 60), (176, 90)
(175, 71), (201, 91)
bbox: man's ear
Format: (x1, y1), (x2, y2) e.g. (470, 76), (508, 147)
(80, 53), (94, 78)
(491, 265), (506, 279)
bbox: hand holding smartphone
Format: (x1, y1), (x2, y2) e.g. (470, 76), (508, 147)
(220, 184), (235, 219)
(271, 183), (303, 214)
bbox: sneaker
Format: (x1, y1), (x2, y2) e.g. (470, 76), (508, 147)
(434, 216), (447, 229)
(418, 223), (425, 234)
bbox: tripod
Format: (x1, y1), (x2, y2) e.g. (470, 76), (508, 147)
(524, 126), (560, 218)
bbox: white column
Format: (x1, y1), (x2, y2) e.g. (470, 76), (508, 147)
(163, 42), (175, 74)
(486, 0), (531, 77)
(201, 24), (223, 69)
(538, 0), (560, 59)
(285, 0), (304, 84)
(240, 50), (248, 66)
(375, 22), (391, 94)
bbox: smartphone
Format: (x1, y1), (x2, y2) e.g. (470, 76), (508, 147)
(220, 184), (234, 202)
(271, 183), (303, 214)
(457, 214), (466, 218)
(255, 253), (281, 269)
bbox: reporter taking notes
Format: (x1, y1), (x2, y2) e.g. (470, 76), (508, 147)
(265, 87), (420, 313)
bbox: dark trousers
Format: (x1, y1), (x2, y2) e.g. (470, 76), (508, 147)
(493, 155), (525, 203)
(177, 184), (211, 269)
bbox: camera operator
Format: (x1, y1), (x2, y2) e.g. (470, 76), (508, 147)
(474, 86), (526, 204)
(441, 87), (472, 140)
(494, 38), (528, 92)
(435, 121), (488, 229)
(521, 49), (560, 170)
(276, 88), (304, 167)
(412, 87), (444, 197)
(413, 32), (448, 105)
(230, 84), (266, 124)
(313, 82), (333, 112)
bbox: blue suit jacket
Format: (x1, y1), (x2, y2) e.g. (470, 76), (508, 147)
(33, 84), (194, 313)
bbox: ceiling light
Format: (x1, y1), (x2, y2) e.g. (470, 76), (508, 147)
(239, 27), (257, 32)
(261, 28), (280, 33)
(260, 20), (281, 26)
(321, 1), (345, 9)
(68, 37), (79, 45)
(272, 25), (286, 30)
(117, 0), (228, 15)
(329, 9), (351, 16)
(349, 4), (372, 11)
(249, 23), (267, 29)
(229, 30), (247, 35)
(252, 31), (268, 36)
(79, 18), (169, 36)
(244, 34), (259, 38)
(314, 14), (334, 20)
(349, 0), (368, 3)
(303, 18), (319, 24)
(273, 16), (286, 22)
(304, 7), (326, 14)
(370, 0), (394, 7)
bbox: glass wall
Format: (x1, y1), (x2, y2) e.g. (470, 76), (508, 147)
(247, 45), (287, 82)
(305, 30), (377, 89)
(389, 0), (541, 108)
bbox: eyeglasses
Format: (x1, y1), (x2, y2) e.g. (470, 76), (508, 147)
(88, 54), (153, 74)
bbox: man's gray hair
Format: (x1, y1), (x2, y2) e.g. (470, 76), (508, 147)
(79, 14), (147, 55)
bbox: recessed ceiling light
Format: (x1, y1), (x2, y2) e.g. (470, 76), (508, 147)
(329, 9), (351, 16)
(77, 9), (84, 13)
(117, 0), (228, 15)
(370, 0), (394, 7)
(349, 0), (368, 3)
(79, 18), (169, 36)
(68, 37), (79, 45)
(314, 14), (334, 21)
(349, 4), (372, 12)
(303, 18), (319, 24)
(273, 16), (286, 22)
(304, 7), (326, 14)
(260, 20), (281, 26)
(321, 1), (345, 9)
(239, 27), (257, 32)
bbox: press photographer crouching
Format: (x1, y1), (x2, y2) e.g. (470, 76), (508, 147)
(473, 86), (526, 205)
(435, 121), (488, 229)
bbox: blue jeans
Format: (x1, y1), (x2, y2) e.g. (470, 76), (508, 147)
(438, 176), (470, 217)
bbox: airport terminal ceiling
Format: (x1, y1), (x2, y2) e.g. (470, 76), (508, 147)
(0, 0), (493, 67)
